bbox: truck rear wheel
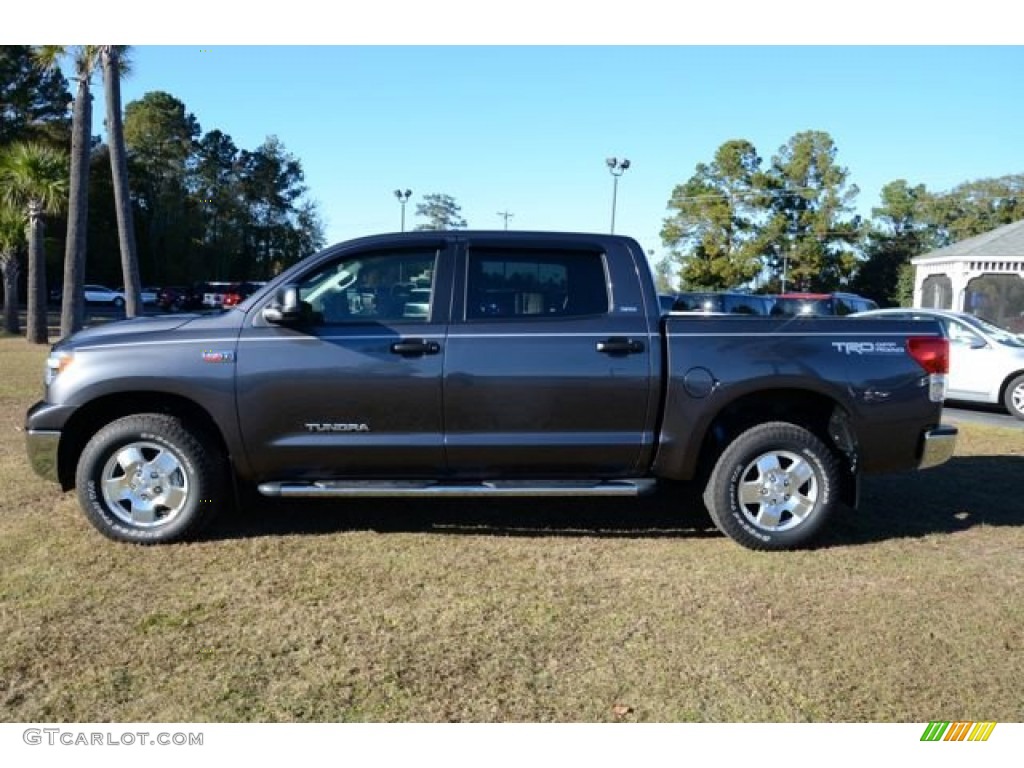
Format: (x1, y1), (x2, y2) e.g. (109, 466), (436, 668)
(75, 413), (223, 544)
(703, 422), (839, 551)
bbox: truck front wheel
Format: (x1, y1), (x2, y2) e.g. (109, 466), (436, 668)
(75, 413), (224, 544)
(704, 422), (840, 551)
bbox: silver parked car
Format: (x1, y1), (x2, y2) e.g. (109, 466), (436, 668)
(117, 286), (160, 304)
(83, 284), (126, 308)
(854, 308), (1024, 419)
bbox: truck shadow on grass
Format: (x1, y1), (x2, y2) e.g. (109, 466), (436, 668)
(207, 485), (720, 541)
(204, 455), (1024, 547)
(819, 454), (1024, 547)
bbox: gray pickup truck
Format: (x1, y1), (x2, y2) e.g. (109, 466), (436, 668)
(26, 231), (957, 550)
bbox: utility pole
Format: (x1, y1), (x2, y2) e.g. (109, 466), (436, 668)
(496, 210), (514, 230)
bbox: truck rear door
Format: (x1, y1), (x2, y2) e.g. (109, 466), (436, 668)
(442, 235), (657, 478)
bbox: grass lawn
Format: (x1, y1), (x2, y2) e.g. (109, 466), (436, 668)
(1, 334), (1022, 722)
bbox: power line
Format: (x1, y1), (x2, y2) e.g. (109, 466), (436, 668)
(667, 188), (1023, 205)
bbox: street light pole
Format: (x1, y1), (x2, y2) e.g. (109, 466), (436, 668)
(497, 210), (514, 230)
(606, 157), (630, 234)
(394, 189), (412, 232)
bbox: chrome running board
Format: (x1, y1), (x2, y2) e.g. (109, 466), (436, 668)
(257, 479), (657, 498)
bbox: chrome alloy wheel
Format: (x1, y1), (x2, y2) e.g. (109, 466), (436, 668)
(736, 449), (818, 532)
(100, 441), (190, 527)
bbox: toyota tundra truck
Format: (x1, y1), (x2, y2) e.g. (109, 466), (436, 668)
(25, 231), (957, 550)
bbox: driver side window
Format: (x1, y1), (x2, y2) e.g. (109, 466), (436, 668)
(298, 249), (437, 325)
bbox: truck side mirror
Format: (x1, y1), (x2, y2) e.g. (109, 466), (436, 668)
(262, 285), (307, 325)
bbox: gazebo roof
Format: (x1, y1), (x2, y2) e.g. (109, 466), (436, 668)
(913, 218), (1024, 263)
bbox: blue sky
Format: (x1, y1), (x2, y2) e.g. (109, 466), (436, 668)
(7, 7), (1023, 262)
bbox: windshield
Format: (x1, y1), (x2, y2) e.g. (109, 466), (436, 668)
(771, 297), (832, 316)
(674, 293), (721, 312)
(960, 314), (1024, 348)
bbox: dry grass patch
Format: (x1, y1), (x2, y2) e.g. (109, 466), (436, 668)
(1, 337), (1022, 722)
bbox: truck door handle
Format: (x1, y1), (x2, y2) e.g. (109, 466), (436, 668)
(390, 339), (441, 357)
(596, 337), (645, 355)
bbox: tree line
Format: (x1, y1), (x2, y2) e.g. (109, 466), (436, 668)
(1, 45), (325, 342)
(4, 45), (1023, 343)
(659, 131), (1024, 304)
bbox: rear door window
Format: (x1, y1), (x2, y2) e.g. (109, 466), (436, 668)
(465, 249), (608, 320)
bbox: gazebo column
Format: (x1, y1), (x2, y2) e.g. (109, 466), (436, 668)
(950, 266), (973, 312)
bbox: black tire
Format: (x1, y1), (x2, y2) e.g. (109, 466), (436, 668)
(112, 297), (125, 309)
(703, 422), (840, 551)
(1004, 374), (1024, 420)
(75, 413), (224, 544)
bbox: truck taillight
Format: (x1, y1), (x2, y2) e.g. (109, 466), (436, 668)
(908, 337), (949, 374)
(907, 336), (949, 402)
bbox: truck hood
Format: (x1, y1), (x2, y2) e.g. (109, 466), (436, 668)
(58, 314), (206, 347)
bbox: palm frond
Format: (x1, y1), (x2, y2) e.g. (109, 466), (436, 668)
(0, 203), (27, 253)
(0, 142), (70, 214)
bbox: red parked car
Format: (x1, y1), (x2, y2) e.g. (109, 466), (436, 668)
(221, 282), (266, 307)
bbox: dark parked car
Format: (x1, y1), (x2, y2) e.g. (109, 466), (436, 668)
(157, 283), (239, 312)
(673, 291), (774, 315)
(155, 286), (194, 312)
(771, 292), (878, 317)
(658, 294), (677, 313)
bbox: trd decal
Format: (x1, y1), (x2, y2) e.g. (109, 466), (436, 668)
(831, 341), (905, 355)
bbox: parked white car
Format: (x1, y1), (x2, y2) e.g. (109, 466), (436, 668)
(83, 284), (126, 308)
(855, 308), (1024, 419)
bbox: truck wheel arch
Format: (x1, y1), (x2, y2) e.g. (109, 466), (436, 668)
(57, 393), (232, 492)
(687, 388), (858, 509)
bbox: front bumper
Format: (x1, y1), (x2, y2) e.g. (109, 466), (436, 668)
(26, 429), (61, 483)
(25, 400), (76, 485)
(918, 424), (958, 470)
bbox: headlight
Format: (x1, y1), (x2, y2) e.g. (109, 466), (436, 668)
(45, 350), (75, 386)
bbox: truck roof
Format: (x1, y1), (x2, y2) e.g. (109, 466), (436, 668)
(317, 230), (644, 247)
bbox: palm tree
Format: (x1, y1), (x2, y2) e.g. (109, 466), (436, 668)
(0, 142), (69, 343)
(36, 45), (99, 338)
(100, 45), (142, 318)
(0, 204), (27, 335)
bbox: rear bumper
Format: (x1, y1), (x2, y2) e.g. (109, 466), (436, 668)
(918, 424), (958, 470)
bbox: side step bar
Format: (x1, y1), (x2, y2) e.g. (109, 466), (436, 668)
(257, 479), (657, 499)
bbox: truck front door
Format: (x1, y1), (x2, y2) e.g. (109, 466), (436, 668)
(236, 241), (451, 482)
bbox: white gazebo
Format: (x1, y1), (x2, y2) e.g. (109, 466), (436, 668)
(912, 218), (1024, 332)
